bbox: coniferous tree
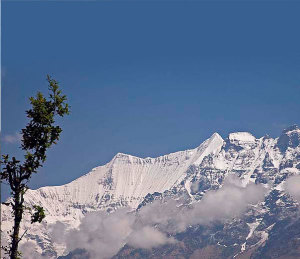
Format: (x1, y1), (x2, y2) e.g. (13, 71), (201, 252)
(1, 76), (70, 259)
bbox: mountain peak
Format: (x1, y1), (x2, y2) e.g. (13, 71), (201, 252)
(114, 152), (132, 158)
(210, 132), (223, 141)
(3, 127), (300, 259)
(111, 152), (140, 165)
(277, 125), (300, 152)
(282, 124), (300, 134)
(228, 132), (256, 143)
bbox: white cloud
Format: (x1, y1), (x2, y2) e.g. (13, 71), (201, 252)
(49, 221), (67, 244)
(43, 176), (267, 258)
(127, 226), (176, 250)
(56, 208), (176, 259)
(182, 175), (267, 227)
(138, 175), (267, 232)
(1, 66), (7, 80)
(19, 241), (47, 259)
(2, 132), (22, 144)
(284, 175), (300, 202)
(64, 209), (135, 259)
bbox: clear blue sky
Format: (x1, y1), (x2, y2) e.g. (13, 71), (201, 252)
(2, 1), (300, 199)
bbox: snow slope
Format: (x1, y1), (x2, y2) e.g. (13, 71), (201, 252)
(1, 126), (300, 258)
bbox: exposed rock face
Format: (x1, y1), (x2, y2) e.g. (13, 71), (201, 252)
(277, 125), (300, 152)
(2, 126), (300, 259)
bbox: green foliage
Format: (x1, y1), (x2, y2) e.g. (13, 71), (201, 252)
(0, 75), (70, 259)
(31, 205), (46, 224)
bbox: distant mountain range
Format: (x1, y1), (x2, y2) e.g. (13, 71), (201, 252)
(2, 125), (300, 259)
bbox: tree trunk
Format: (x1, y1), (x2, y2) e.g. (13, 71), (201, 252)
(10, 190), (23, 259)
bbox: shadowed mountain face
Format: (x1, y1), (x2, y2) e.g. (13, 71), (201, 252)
(2, 126), (300, 259)
(277, 125), (300, 153)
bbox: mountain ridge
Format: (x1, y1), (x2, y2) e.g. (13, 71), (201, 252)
(2, 126), (300, 258)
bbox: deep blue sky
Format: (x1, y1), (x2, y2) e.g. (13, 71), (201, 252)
(2, 1), (300, 199)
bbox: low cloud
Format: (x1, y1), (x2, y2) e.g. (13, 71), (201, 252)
(49, 221), (67, 244)
(2, 66), (7, 80)
(63, 209), (134, 259)
(45, 176), (266, 258)
(285, 175), (300, 202)
(185, 175), (267, 226)
(127, 226), (176, 250)
(138, 175), (267, 232)
(2, 132), (22, 144)
(19, 241), (46, 259)
(55, 208), (176, 259)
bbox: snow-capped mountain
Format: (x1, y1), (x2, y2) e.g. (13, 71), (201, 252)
(2, 125), (300, 258)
